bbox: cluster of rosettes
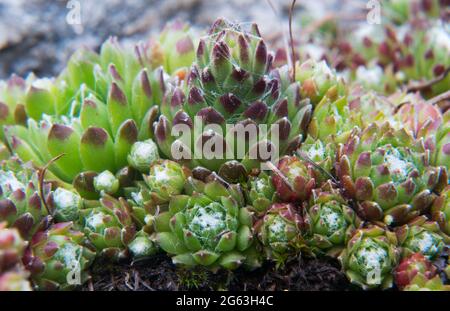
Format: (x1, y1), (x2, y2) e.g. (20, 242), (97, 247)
(0, 14), (448, 292)
(283, 1), (448, 99)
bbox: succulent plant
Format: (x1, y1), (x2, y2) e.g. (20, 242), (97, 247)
(363, 92), (450, 169)
(154, 18), (312, 173)
(148, 21), (196, 77)
(423, 110), (450, 170)
(45, 187), (83, 223)
(0, 157), (51, 239)
(0, 270), (32, 291)
(348, 88), (397, 129)
(127, 139), (160, 173)
(23, 222), (95, 290)
(0, 223), (27, 271)
(339, 226), (400, 290)
(295, 59), (346, 107)
(271, 156), (317, 202)
(93, 170), (120, 196)
(395, 216), (447, 260)
(0, 74), (29, 141)
(337, 122), (448, 225)
(392, 94), (441, 136)
(403, 274), (450, 291)
(4, 37), (167, 198)
(254, 203), (306, 265)
(383, 0), (444, 24)
(80, 195), (136, 260)
(127, 230), (158, 259)
(299, 96), (355, 185)
(0, 222), (31, 291)
(126, 160), (190, 232)
(347, 22), (449, 97)
(155, 177), (259, 270)
(0, 71), (79, 143)
(431, 186), (450, 238)
(0, 142), (10, 161)
(394, 252), (438, 290)
(302, 182), (361, 257)
(245, 171), (276, 215)
(297, 140), (336, 188)
(307, 96), (360, 145)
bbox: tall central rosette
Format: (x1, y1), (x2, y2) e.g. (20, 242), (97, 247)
(154, 18), (312, 176)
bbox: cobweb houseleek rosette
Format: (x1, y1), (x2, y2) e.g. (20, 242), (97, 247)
(155, 177), (260, 270)
(23, 222), (95, 291)
(153, 18), (312, 173)
(395, 216), (447, 260)
(296, 137), (336, 186)
(363, 92), (448, 170)
(302, 181), (361, 257)
(336, 122), (448, 225)
(339, 226), (400, 290)
(254, 203), (307, 266)
(79, 195), (136, 261)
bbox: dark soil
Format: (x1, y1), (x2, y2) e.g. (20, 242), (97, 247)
(82, 254), (354, 291)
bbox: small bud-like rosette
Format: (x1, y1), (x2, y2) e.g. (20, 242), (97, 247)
(245, 171), (276, 215)
(127, 139), (160, 173)
(45, 187), (82, 222)
(127, 230), (158, 260)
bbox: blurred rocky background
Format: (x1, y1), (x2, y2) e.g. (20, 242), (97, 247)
(0, 0), (365, 79)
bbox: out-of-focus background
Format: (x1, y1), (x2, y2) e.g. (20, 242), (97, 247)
(0, 0), (365, 79)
